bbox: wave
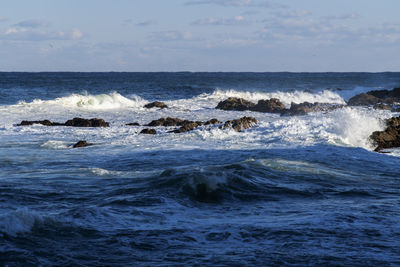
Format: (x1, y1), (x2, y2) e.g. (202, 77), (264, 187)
(0, 208), (44, 236)
(17, 92), (147, 110)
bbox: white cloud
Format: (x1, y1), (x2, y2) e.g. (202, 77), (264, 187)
(192, 15), (251, 26)
(149, 31), (196, 41)
(72, 29), (83, 40)
(3, 27), (84, 41)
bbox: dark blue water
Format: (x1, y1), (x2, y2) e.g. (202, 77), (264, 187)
(1, 72), (400, 266)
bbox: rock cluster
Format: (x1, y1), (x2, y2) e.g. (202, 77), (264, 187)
(220, 117), (258, 132)
(144, 101), (168, 109)
(348, 88), (400, 106)
(216, 97), (285, 113)
(17, 117), (109, 127)
(370, 116), (400, 152)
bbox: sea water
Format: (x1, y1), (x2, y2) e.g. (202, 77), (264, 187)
(1, 72), (400, 266)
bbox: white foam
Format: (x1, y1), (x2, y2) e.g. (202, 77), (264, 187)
(41, 140), (69, 150)
(0, 208), (43, 236)
(17, 92), (147, 110)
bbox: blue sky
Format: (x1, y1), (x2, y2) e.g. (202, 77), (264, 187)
(0, 0), (399, 71)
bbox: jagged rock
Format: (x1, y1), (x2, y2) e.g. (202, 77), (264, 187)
(146, 117), (184, 127)
(252, 98), (286, 113)
(370, 116), (400, 152)
(216, 97), (255, 111)
(171, 122), (203, 133)
(221, 116), (258, 132)
(280, 102), (344, 116)
(64, 118), (109, 127)
(348, 88), (400, 106)
(144, 101), (168, 109)
(126, 122), (140, 126)
(140, 128), (157, 134)
(204, 118), (221, 125)
(72, 140), (91, 148)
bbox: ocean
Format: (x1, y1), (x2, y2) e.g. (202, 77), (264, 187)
(1, 72), (400, 266)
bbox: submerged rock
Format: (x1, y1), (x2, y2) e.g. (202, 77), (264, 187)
(370, 116), (400, 152)
(348, 88), (400, 106)
(64, 117), (109, 127)
(280, 102), (344, 116)
(140, 128), (157, 134)
(72, 140), (91, 148)
(216, 97), (255, 111)
(221, 116), (257, 132)
(144, 101), (168, 109)
(204, 118), (221, 125)
(17, 120), (62, 126)
(171, 121), (203, 133)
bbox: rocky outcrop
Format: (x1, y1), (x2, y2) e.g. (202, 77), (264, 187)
(72, 140), (91, 148)
(64, 118), (109, 127)
(17, 118), (109, 127)
(221, 116), (257, 132)
(140, 128), (157, 134)
(348, 88), (400, 106)
(144, 101), (168, 109)
(373, 103), (400, 112)
(216, 97), (286, 113)
(204, 118), (221, 125)
(171, 122), (203, 133)
(370, 116), (400, 152)
(252, 98), (286, 113)
(146, 117), (185, 127)
(216, 97), (256, 111)
(280, 102), (344, 116)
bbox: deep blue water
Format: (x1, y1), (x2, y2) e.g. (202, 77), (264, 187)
(1, 72), (400, 266)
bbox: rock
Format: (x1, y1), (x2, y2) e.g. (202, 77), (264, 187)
(348, 88), (400, 106)
(374, 103), (395, 111)
(144, 101), (168, 109)
(204, 118), (221, 125)
(126, 122), (140, 126)
(17, 120), (56, 126)
(280, 102), (344, 116)
(216, 97), (256, 111)
(370, 116), (400, 151)
(140, 128), (157, 134)
(251, 98), (286, 113)
(348, 93), (381, 106)
(171, 122), (203, 133)
(221, 116), (257, 132)
(72, 140), (91, 148)
(146, 117), (184, 127)
(64, 118), (109, 127)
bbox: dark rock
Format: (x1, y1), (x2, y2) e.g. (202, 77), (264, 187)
(370, 116), (400, 152)
(64, 118), (109, 127)
(144, 101), (168, 109)
(216, 97), (255, 111)
(204, 118), (221, 125)
(221, 116), (258, 132)
(126, 122), (140, 126)
(251, 98), (286, 113)
(348, 88), (400, 106)
(17, 120), (65, 126)
(281, 102), (344, 116)
(171, 122), (203, 133)
(140, 128), (157, 134)
(72, 140), (91, 148)
(348, 93), (381, 106)
(374, 103), (395, 111)
(146, 117), (184, 127)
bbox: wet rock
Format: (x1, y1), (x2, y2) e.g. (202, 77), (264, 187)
(171, 122), (203, 133)
(370, 116), (400, 152)
(140, 128), (157, 134)
(72, 140), (91, 148)
(204, 118), (221, 125)
(221, 116), (258, 132)
(252, 98), (286, 113)
(146, 117), (184, 127)
(374, 103), (395, 111)
(126, 122), (140, 126)
(144, 101), (168, 109)
(17, 120), (57, 126)
(216, 97), (255, 111)
(348, 88), (400, 106)
(280, 102), (344, 116)
(64, 118), (109, 127)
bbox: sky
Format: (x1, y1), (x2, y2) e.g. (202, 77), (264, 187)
(0, 0), (400, 72)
